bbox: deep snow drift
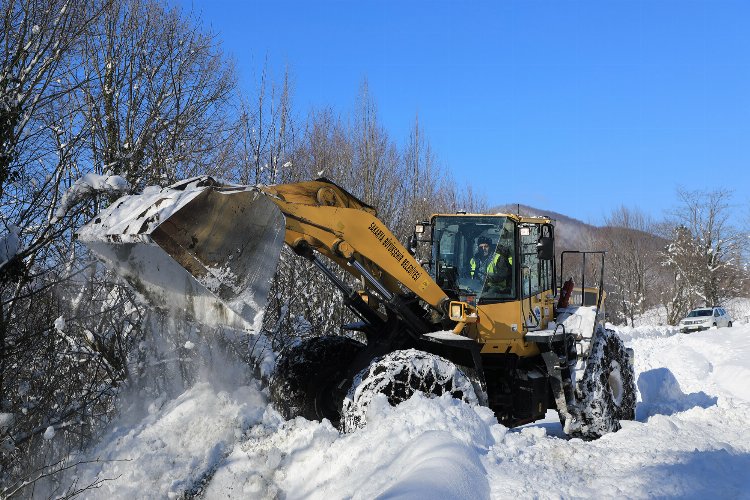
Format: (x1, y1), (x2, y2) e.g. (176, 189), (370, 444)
(58, 322), (750, 499)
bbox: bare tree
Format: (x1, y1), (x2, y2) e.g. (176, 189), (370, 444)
(660, 188), (746, 322)
(0, 0), (114, 484)
(0, 0), (104, 279)
(599, 206), (661, 326)
(397, 112), (436, 237)
(294, 106), (352, 182)
(0, 0), (241, 487)
(77, 0), (237, 190)
(349, 78), (402, 211)
(235, 62), (294, 185)
(657, 224), (696, 325)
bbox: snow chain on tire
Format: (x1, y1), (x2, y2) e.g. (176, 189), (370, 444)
(341, 349), (479, 433)
(571, 326), (636, 439)
(269, 335), (365, 427)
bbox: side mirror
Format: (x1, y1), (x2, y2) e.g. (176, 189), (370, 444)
(408, 234), (417, 256)
(537, 236), (554, 260)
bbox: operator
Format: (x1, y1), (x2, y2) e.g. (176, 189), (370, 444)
(470, 236), (512, 287)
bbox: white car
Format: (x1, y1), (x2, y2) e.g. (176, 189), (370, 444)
(678, 307), (733, 333)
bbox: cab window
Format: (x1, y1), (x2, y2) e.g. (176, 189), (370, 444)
(520, 223), (554, 299)
(431, 215), (516, 303)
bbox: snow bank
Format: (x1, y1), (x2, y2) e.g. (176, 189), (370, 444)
(630, 323), (750, 405)
(62, 318), (750, 499)
(485, 324), (750, 498)
(63, 381), (267, 499)
(206, 394), (495, 499)
(725, 297), (750, 324)
(611, 323), (679, 342)
(630, 304), (670, 327)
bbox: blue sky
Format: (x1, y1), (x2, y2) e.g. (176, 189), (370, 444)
(179, 0), (749, 225)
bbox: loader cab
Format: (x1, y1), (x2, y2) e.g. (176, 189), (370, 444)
(430, 215), (517, 304)
(428, 214), (556, 309)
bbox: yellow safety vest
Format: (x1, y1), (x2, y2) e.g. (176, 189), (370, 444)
(470, 254), (511, 278)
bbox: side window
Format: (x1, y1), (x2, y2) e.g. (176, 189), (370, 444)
(520, 224), (553, 299)
(520, 225), (538, 298)
(438, 229), (456, 266)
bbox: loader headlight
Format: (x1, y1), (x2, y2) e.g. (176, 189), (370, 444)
(448, 301), (478, 323)
(450, 303), (462, 321)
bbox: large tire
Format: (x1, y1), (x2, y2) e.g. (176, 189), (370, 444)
(269, 335), (365, 427)
(341, 349), (479, 432)
(571, 326), (636, 439)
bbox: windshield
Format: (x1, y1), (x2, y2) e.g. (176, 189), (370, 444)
(687, 309), (712, 317)
(431, 215), (516, 303)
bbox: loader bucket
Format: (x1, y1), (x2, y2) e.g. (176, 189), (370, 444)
(78, 177), (285, 331)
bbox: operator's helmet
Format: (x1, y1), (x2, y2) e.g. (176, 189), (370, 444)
(477, 236), (492, 246)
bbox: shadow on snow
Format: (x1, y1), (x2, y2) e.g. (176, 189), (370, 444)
(636, 367), (717, 420)
(635, 448), (750, 498)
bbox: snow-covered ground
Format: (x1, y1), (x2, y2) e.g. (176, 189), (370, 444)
(57, 318), (750, 499)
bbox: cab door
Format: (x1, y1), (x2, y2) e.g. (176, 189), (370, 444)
(518, 222), (555, 330)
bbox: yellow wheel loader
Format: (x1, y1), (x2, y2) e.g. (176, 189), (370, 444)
(79, 176), (636, 439)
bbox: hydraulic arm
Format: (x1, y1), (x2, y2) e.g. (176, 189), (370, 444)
(79, 176), (450, 334)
